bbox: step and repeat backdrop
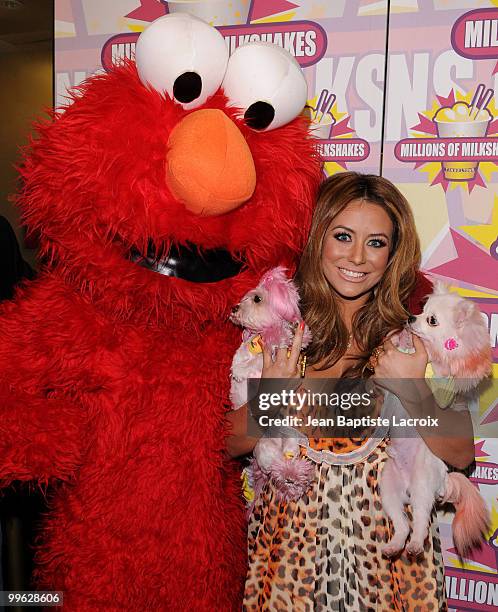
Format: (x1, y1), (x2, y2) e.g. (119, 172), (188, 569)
(55, 1), (498, 608)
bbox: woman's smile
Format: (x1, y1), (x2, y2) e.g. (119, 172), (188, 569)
(337, 266), (367, 281)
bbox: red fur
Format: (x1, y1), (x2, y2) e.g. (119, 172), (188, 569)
(407, 272), (433, 315)
(443, 473), (490, 556)
(1, 59), (322, 610)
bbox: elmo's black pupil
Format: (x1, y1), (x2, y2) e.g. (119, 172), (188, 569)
(173, 72), (202, 103)
(244, 102), (275, 130)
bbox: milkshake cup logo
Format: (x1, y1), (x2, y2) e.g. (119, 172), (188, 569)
(307, 88), (336, 139)
(433, 85), (493, 182)
(305, 88), (370, 170)
(394, 85), (498, 192)
(164, 0), (251, 26)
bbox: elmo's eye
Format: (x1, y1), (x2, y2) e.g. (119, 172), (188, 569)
(253, 295), (262, 303)
(244, 102), (275, 130)
(427, 315), (438, 326)
(173, 72), (202, 104)
(135, 14), (228, 109)
(222, 43), (308, 131)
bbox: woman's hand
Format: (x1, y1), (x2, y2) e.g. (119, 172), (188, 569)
(370, 333), (474, 468)
(254, 321), (306, 420)
(226, 322), (306, 458)
(372, 333), (430, 404)
(260, 321), (305, 379)
(373, 333), (428, 380)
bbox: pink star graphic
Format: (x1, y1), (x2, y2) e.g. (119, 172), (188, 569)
(250, 1), (299, 22)
(429, 230), (498, 292)
(331, 116), (355, 138)
(125, 1), (166, 22)
(474, 441), (490, 458)
(411, 112), (437, 135)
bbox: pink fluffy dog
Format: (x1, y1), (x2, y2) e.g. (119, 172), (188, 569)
(381, 284), (491, 557)
(230, 267), (313, 503)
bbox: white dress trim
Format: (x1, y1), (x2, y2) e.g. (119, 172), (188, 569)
(297, 391), (397, 466)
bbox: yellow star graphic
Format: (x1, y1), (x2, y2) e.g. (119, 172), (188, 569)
(459, 197), (498, 251)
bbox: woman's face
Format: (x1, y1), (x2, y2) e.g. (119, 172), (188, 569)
(321, 198), (394, 301)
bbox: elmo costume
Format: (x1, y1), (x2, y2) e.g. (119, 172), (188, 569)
(0, 14), (321, 611)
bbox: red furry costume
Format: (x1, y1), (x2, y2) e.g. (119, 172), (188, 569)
(0, 18), (321, 612)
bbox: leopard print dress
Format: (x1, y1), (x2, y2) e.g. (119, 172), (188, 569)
(243, 393), (448, 611)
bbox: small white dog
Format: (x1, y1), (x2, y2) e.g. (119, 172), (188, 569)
(230, 267), (313, 503)
(380, 283), (491, 557)
(229, 266), (311, 410)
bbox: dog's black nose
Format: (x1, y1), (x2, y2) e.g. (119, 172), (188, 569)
(408, 315), (417, 324)
(231, 304), (239, 314)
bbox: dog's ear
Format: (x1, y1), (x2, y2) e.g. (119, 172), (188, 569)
(261, 267), (301, 321)
(454, 299), (475, 328)
(260, 266), (288, 288)
(269, 280), (301, 321)
(433, 280), (450, 295)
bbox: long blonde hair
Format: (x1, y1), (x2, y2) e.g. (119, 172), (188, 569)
(295, 172), (421, 376)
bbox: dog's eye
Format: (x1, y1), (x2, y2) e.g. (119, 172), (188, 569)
(427, 315), (438, 326)
(253, 295), (262, 303)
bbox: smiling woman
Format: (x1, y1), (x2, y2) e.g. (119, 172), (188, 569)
(234, 172), (473, 611)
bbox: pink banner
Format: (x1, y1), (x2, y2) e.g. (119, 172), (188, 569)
(101, 21), (327, 70)
(452, 9), (498, 61)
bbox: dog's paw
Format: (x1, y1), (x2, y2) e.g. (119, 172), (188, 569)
(382, 541), (404, 557)
(254, 437), (284, 473)
(405, 540), (424, 557)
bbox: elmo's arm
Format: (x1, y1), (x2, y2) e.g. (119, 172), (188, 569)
(0, 279), (91, 487)
(0, 390), (84, 487)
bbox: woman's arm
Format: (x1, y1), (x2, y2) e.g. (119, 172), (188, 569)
(393, 380), (475, 469)
(226, 403), (261, 458)
(373, 335), (476, 470)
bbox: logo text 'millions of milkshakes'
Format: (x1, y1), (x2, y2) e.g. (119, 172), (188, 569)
(101, 21), (327, 71)
(395, 87), (498, 185)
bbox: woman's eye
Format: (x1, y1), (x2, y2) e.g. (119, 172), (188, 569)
(367, 238), (387, 248)
(333, 232), (351, 242)
(253, 295), (262, 303)
(135, 14), (228, 109)
(427, 315), (438, 326)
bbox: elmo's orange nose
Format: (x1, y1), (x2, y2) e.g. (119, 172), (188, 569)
(166, 109), (257, 216)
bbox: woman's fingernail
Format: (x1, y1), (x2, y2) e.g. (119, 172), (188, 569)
(299, 321), (305, 331)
